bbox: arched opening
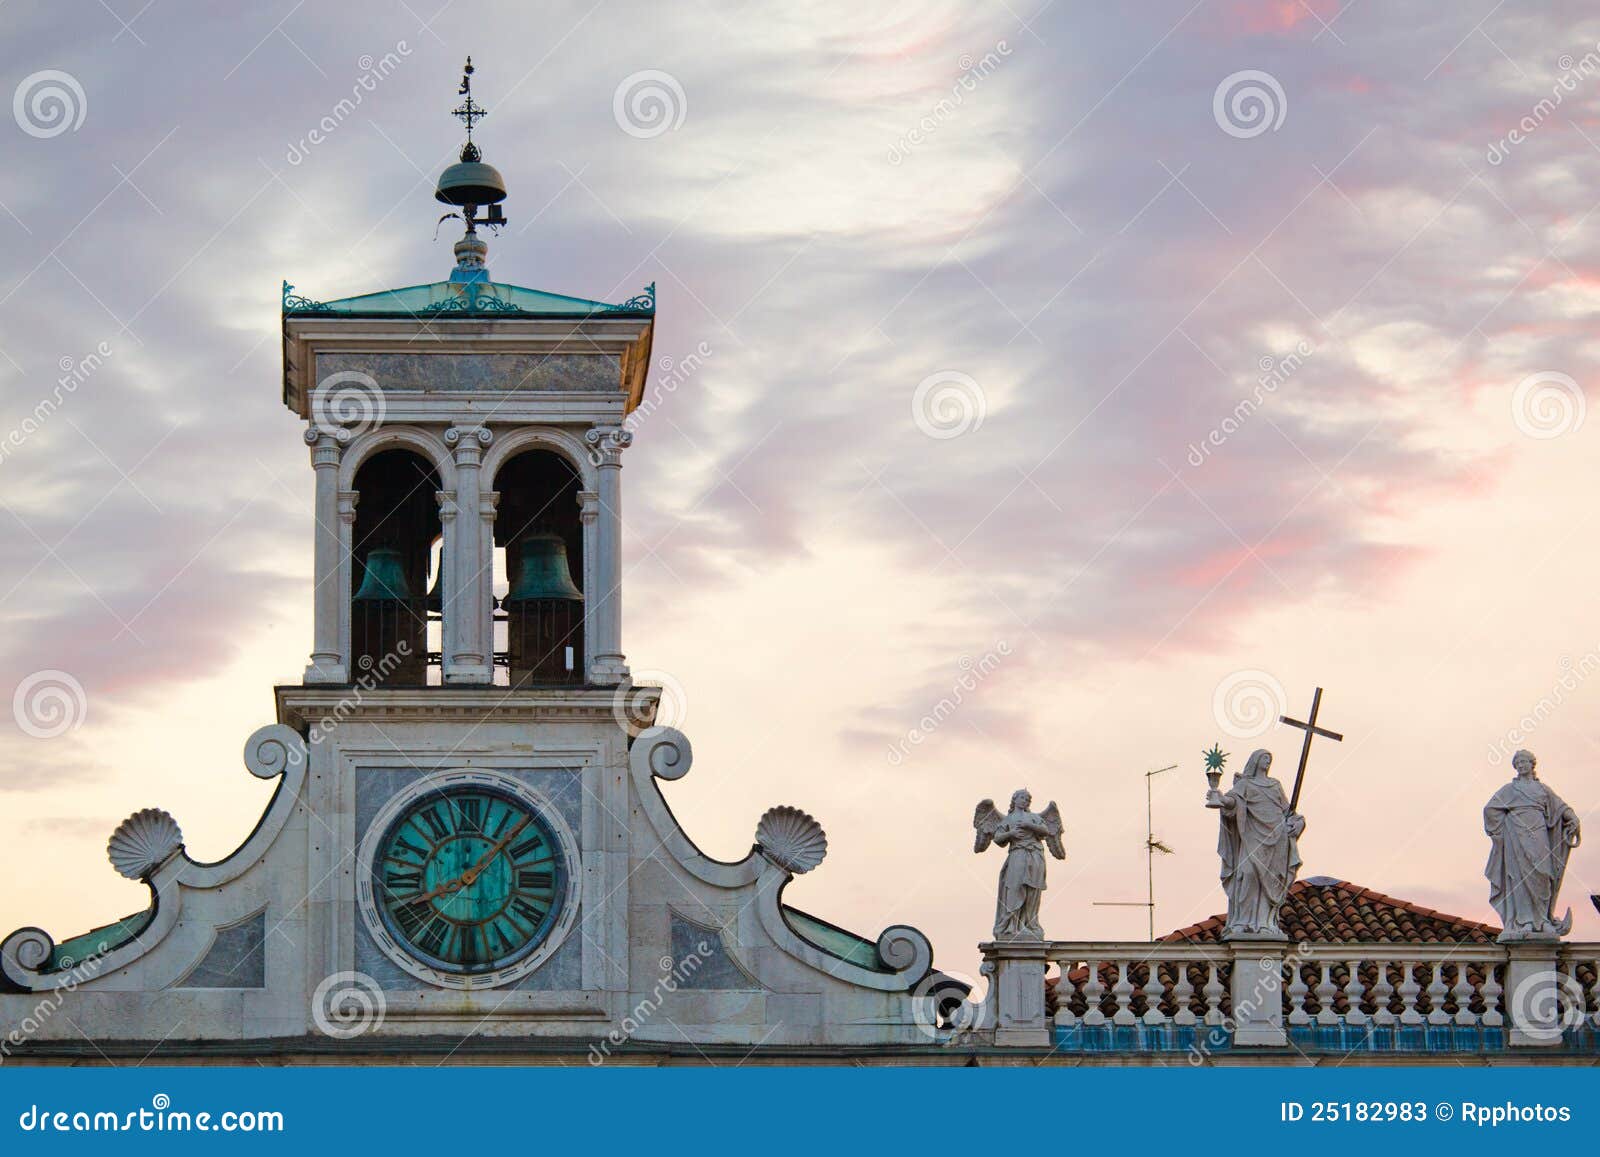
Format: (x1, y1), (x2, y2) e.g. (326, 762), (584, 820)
(350, 449), (441, 685)
(492, 449), (584, 685)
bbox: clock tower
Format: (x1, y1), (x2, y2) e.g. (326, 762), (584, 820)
(0, 62), (941, 1058)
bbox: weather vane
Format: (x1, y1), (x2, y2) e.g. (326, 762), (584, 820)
(451, 56), (487, 160)
(435, 56), (509, 255)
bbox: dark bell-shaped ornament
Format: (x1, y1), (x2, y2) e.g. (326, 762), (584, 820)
(353, 547), (415, 601)
(504, 534), (583, 603)
(435, 157), (507, 208)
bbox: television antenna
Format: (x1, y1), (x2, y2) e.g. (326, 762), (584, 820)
(1092, 762), (1179, 941)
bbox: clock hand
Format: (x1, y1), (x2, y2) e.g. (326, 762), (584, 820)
(458, 815), (532, 886)
(388, 814), (534, 911)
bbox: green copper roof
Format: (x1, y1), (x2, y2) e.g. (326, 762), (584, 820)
(282, 278), (654, 318)
(46, 908), (153, 973)
(782, 905), (888, 972)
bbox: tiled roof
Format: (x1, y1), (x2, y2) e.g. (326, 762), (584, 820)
(1161, 877), (1500, 945)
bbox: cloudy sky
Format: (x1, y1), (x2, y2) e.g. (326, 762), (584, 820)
(2, 1), (1598, 981)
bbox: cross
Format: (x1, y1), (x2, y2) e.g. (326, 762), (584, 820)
(452, 56), (487, 142)
(1278, 686), (1343, 813)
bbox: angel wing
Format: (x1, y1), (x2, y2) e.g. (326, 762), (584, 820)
(1040, 801), (1066, 860)
(972, 799), (1002, 853)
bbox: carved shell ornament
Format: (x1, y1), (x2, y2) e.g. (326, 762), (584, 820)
(755, 806), (828, 874)
(107, 808), (184, 881)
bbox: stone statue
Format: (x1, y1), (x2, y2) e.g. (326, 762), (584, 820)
(1207, 748), (1304, 939)
(974, 789), (1065, 940)
(1484, 749), (1580, 942)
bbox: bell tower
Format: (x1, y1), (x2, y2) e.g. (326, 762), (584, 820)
(280, 59), (653, 691)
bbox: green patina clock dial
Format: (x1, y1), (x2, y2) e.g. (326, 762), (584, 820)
(373, 788), (564, 973)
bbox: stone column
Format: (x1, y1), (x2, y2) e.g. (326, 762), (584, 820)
(335, 488), (359, 681)
(435, 489), (459, 677)
(988, 941), (1052, 1047)
(584, 425), (632, 685)
(1228, 939), (1289, 1046)
(1505, 942), (1563, 1046)
(303, 427), (349, 684)
(444, 425), (493, 684)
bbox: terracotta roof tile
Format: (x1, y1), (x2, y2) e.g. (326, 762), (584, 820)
(1160, 878), (1499, 945)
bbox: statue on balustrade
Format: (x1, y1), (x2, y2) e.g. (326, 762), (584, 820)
(974, 789), (1065, 941)
(1207, 748), (1304, 939)
(1484, 749), (1581, 942)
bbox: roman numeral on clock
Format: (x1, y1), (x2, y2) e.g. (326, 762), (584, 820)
(510, 896), (548, 925)
(517, 868), (553, 891)
(385, 868), (422, 892)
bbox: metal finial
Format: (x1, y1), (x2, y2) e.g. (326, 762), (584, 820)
(451, 55), (487, 161)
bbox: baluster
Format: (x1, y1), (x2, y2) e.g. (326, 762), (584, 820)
(1112, 960), (1136, 1025)
(1398, 961), (1423, 1025)
(1053, 957), (1077, 1028)
(1202, 961), (1226, 1026)
(1589, 958), (1600, 1031)
(1481, 962), (1504, 1027)
(1082, 959), (1106, 1027)
(1172, 961), (1197, 1027)
(1142, 961), (1171, 1026)
(1451, 962), (1477, 1027)
(1426, 962), (1451, 1026)
(1287, 959), (1310, 1025)
(1314, 962), (1340, 1027)
(1370, 959), (1396, 1026)
(1344, 959), (1369, 1026)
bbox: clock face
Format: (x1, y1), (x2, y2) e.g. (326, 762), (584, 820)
(372, 787), (565, 974)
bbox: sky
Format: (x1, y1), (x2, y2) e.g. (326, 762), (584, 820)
(1, 1), (1598, 987)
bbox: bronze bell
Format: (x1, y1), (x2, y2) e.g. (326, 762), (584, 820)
(503, 534), (582, 602)
(353, 547), (414, 601)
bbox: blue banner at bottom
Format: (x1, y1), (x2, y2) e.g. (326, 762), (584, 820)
(0, 1066), (1591, 1153)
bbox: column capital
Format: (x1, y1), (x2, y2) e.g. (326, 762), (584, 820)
(304, 424), (349, 465)
(436, 490), (459, 522)
(444, 424), (493, 465)
(576, 489), (599, 525)
(336, 489), (359, 523)
(585, 425), (633, 467)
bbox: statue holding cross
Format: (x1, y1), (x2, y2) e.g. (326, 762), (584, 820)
(1204, 687), (1342, 939)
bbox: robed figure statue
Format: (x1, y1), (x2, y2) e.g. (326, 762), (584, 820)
(1484, 749), (1580, 942)
(974, 789), (1065, 940)
(1207, 749), (1304, 939)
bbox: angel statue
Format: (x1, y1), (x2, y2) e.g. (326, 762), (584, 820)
(974, 789), (1065, 940)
